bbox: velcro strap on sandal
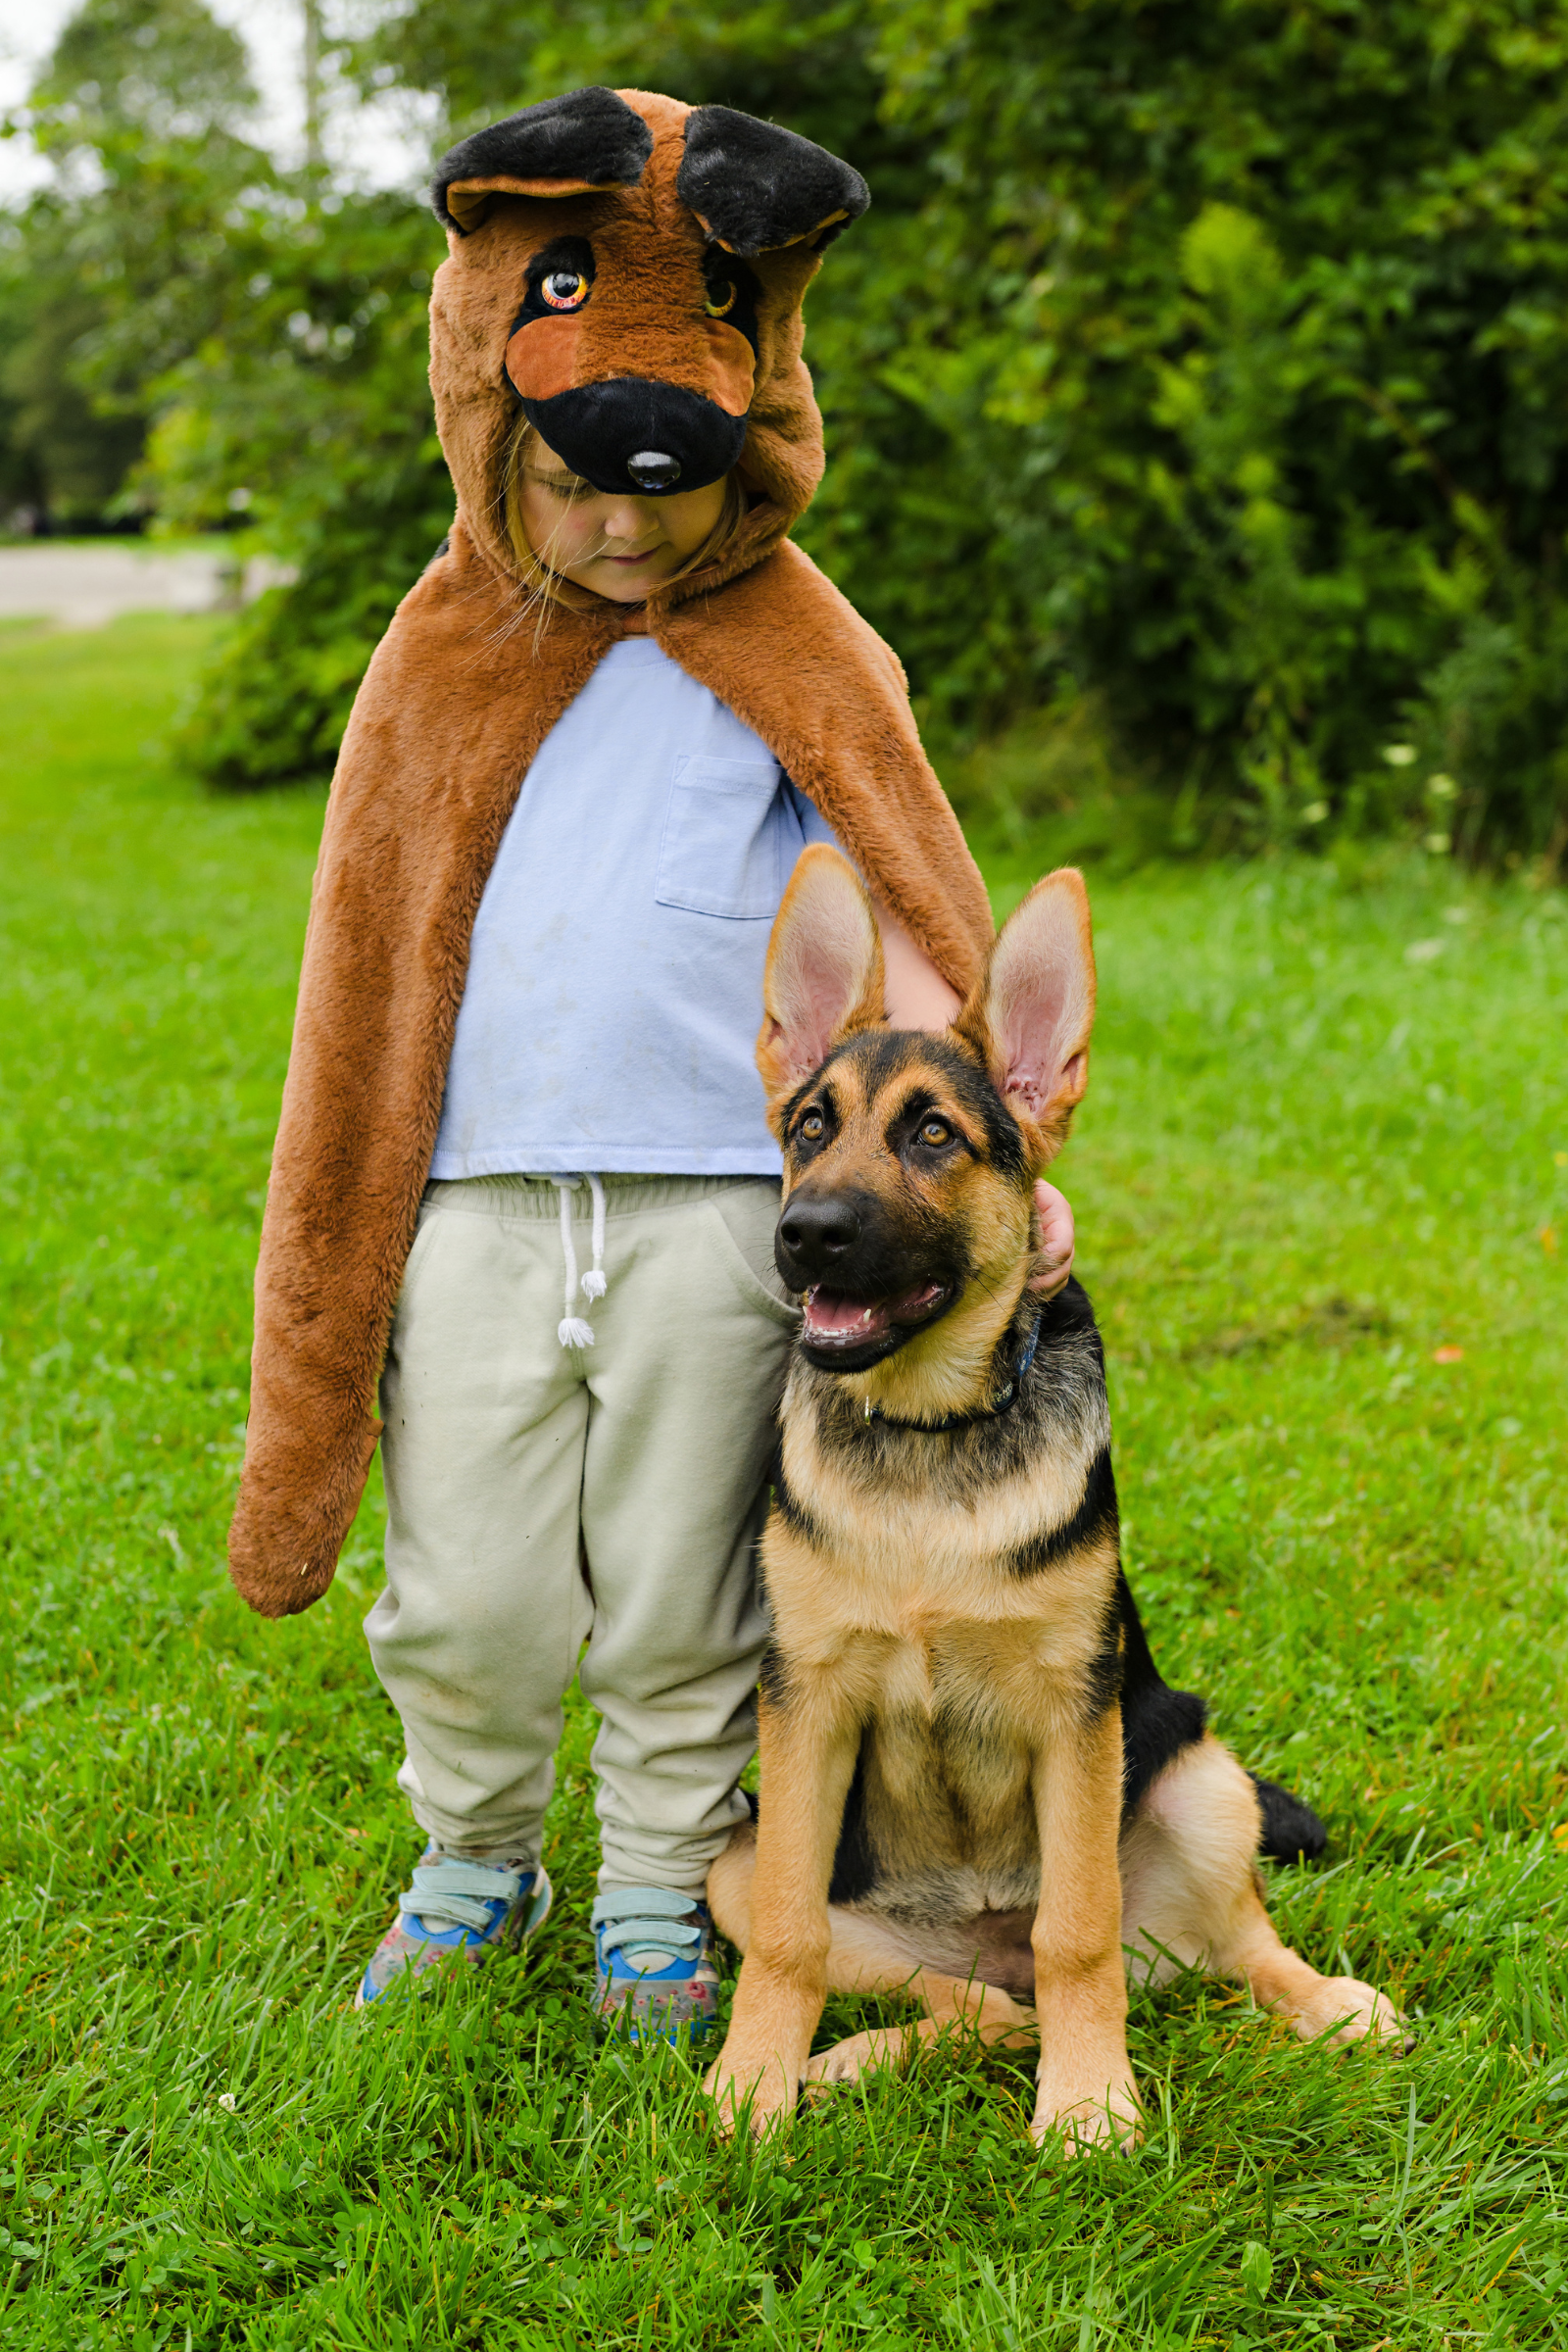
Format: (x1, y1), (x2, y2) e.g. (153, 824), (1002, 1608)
(401, 1859), (523, 1935)
(591, 1885), (702, 1969)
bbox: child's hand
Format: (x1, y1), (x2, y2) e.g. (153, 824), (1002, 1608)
(1028, 1179), (1075, 1301)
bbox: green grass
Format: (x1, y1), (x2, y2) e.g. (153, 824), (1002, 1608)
(1, 615), (1565, 2350)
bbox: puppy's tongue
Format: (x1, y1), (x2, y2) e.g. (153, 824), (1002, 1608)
(803, 1281), (945, 1341)
(804, 1290), (891, 1341)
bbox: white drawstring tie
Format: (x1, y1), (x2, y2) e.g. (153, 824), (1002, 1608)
(553, 1174), (608, 1348)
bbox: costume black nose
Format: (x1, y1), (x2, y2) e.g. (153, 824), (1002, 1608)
(520, 377), (746, 497)
(778, 1197), (861, 1272)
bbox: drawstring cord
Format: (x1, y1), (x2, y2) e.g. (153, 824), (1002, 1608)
(582, 1176), (608, 1303)
(553, 1174), (607, 1348)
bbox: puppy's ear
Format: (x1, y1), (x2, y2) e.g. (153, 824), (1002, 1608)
(433, 88), (654, 233)
(758, 847), (885, 1120)
(678, 106), (870, 256)
(956, 868), (1096, 1163)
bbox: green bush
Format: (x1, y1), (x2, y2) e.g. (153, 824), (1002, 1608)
(171, 503), (446, 789)
(145, 188), (452, 786)
(826, 0), (1568, 860)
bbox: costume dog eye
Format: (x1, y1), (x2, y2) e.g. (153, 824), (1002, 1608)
(798, 1109), (825, 1142)
(705, 279), (737, 319)
(918, 1117), (953, 1148)
(540, 270), (589, 311)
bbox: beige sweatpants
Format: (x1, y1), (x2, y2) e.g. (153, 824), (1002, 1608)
(365, 1173), (797, 1896)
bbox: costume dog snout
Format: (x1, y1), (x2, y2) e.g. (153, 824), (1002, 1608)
(517, 377), (750, 498)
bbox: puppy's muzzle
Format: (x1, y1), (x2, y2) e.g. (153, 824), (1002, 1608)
(776, 1188), (955, 1370)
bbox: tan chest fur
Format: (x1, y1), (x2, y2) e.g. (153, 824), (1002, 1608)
(764, 1376), (1118, 1751)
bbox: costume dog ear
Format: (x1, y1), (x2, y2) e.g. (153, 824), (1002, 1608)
(758, 848), (885, 1117)
(956, 869), (1096, 1163)
(677, 106), (870, 257)
(432, 87), (654, 234)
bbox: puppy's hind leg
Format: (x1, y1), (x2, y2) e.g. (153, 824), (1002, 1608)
(709, 1833), (1034, 2088)
(806, 1910), (1036, 2088)
(1121, 1736), (1403, 2047)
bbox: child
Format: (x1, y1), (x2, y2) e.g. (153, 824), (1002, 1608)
(226, 87), (1075, 2035)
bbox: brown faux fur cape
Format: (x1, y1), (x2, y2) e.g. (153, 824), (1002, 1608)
(229, 88), (993, 1617)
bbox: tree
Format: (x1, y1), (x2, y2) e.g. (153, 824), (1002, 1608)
(0, 0), (266, 530)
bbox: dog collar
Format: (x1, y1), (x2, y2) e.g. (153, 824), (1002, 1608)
(861, 1302), (1045, 1434)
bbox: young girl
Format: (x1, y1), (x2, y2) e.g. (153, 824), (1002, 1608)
(226, 86), (1075, 2036)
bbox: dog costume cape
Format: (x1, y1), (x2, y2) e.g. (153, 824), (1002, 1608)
(229, 85), (994, 1618)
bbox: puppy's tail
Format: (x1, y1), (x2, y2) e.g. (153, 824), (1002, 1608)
(1251, 1774), (1328, 1864)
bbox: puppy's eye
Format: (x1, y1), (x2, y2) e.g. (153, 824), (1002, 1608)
(918, 1117), (953, 1148)
(540, 270), (589, 311)
(705, 280), (737, 319)
(798, 1109), (825, 1143)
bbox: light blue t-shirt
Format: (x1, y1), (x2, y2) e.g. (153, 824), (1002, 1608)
(429, 637), (843, 1178)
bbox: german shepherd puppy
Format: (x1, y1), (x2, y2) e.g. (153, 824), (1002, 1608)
(705, 848), (1400, 2148)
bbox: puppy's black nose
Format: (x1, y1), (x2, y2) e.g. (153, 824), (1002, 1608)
(778, 1197), (860, 1271)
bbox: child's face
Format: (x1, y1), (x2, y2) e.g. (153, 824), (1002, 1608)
(519, 436), (731, 602)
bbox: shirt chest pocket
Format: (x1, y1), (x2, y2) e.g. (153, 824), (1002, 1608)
(654, 754), (792, 920)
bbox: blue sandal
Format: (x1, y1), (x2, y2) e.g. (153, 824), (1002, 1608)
(590, 1886), (721, 2043)
(356, 1850), (554, 2007)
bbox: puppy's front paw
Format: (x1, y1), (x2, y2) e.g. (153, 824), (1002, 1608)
(1031, 2070), (1143, 2156)
(703, 2045), (801, 2139)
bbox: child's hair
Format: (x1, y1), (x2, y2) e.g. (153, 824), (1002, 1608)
(500, 412), (747, 607)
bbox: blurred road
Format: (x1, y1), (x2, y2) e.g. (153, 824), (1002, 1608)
(0, 542), (290, 628)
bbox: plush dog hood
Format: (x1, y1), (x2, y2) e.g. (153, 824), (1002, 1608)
(432, 84), (865, 529)
(228, 86), (994, 1618)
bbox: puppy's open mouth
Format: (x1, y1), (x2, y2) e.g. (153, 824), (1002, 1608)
(802, 1279), (951, 1353)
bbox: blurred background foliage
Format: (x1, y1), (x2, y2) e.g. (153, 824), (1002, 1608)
(4, 0), (1568, 867)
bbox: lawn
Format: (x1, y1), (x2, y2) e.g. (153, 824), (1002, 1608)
(1, 614), (1564, 2350)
